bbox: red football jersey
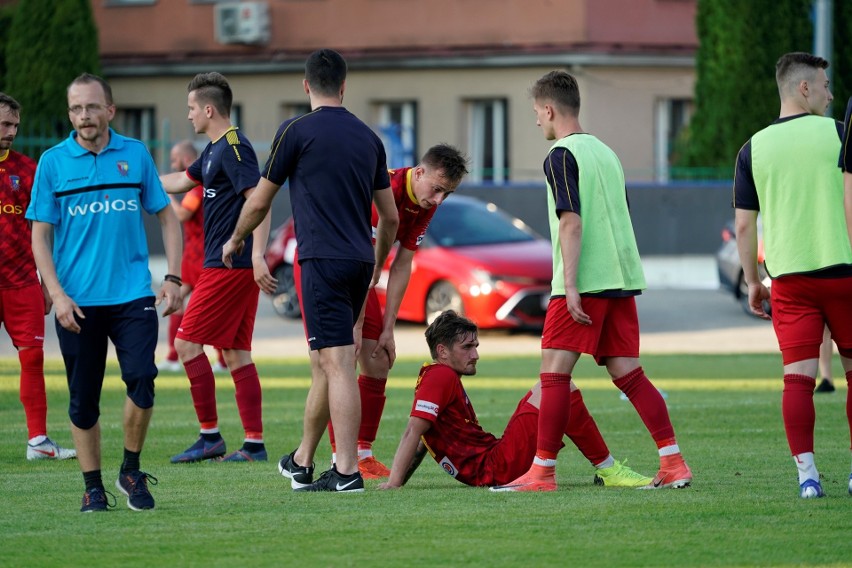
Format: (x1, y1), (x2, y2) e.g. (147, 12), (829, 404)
(371, 167), (436, 251)
(410, 363), (499, 486)
(0, 149), (38, 289)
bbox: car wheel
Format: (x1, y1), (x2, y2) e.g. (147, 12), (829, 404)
(271, 264), (300, 319)
(425, 280), (464, 325)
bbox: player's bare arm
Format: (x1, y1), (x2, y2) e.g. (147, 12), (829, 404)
(159, 171), (197, 195)
(244, 185), (278, 294)
(377, 416), (431, 489)
(371, 186), (400, 287)
(156, 205), (184, 316)
(31, 221), (84, 333)
(372, 247), (415, 368)
(734, 208), (770, 320)
(559, 211), (591, 325)
(223, 177), (280, 268)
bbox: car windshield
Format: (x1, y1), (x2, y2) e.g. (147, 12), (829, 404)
(426, 198), (538, 247)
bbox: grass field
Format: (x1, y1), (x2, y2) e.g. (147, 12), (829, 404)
(1, 353), (850, 567)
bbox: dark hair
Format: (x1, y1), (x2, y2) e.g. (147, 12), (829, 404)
(424, 310), (478, 359)
(188, 72), (233, 117)
(776, 52), (829, 96)
(530, 70), (580, 114)
(0, 92), (21, 113)
(305, 49), (347, 97)
(68, 73), (114, 105)
(421, 144), (469, 185)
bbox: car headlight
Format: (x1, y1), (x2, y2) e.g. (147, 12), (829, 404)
(469, 269), (496, 296)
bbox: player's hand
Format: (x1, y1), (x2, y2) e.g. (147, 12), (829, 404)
(565, 287), (591, 325)
(747, 282), (771, 320)
(54, 294), (84, 334)
(157, 281), (182, 316)
(222, 238), (245, 269)
(370, 264), (382, 289)
(252, 257), (278, 295)
(372, 328), (397, 370)
(376, 481), (401, 490)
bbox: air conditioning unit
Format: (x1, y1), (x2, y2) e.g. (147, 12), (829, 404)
(214, 2), (270, 45)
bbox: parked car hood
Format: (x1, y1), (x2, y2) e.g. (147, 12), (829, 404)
(448, 240), (552, 280)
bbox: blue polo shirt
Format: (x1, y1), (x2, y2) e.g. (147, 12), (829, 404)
(264, 106), (390, 263)
(26, 129), (169, 306)
(186, 126), (260, 269)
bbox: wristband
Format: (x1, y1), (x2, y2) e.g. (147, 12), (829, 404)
(164, 274), (183, 287)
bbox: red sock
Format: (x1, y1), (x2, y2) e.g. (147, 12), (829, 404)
(184, 353), (218, 428)
(613, 367), (675, 443)
(357, 375), (387, 448)
(19, 347), (47, 439)
(166, 313), (181, 362)
(847, 371), (852, 451)
(782, 374), (816, 455)
(536, 373), (572, 455)
(232, 363), (263, 439)
(564, 389), (610, 466)
(328, 420), (336, 453)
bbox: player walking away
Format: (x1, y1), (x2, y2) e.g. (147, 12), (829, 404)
(27, 74), (183, 511)
(161, 73), (275, 464)
(321, 143), (468, 479)
(492, 71), (691, 492)
(157, 140), (227, 374)
(377, 310), (653, 489)
(223, 48), (400, 492)
(736, 52), (852, 498)
(0, 92), (75, 461)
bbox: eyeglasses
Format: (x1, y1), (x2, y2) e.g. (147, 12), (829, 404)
(68, 103), (110, 115)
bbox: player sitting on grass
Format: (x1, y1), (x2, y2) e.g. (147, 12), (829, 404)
(378, 310), (652, 489)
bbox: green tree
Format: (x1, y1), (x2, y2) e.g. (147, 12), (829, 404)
(677, 0), (812, 178)
(4, 0), (99, 154)
(0, 3), (16, 90)
(831, 0), (852, 120)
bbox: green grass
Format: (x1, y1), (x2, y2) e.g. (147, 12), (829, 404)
(0, 354), (850, 567)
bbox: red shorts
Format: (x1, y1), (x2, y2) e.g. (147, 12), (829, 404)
(181, 257), (203, 289)
(481, 392), (540, 486)
(177, 268), (259, 351)
(362, 288), (383, 341)
(541, 296), (640, 364)
(771, 274), (852, 364)
(0, 283), (45, 348)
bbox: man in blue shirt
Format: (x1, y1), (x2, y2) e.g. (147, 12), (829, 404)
(28, 73), (183, 512)
(224, 49), (399, 492)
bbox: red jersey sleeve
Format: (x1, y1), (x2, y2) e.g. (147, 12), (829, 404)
(410, 364), (458, 423)
(180, 185), (203, 214)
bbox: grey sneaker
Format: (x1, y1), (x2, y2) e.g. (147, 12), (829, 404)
(27, 437), (77, 461)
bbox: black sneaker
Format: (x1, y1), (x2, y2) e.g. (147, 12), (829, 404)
(116, 470), (158, 511)
(295, 465), (364, 493)
(80, 487), (116, 512)
(815, 378), (836, 393)
(278, 450), (314, 489)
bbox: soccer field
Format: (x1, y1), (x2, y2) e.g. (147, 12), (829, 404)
(0, 354), (850, 567)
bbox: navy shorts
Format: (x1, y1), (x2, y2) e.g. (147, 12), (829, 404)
(56, 296), (159, 429)
(299, 258), (372, 350)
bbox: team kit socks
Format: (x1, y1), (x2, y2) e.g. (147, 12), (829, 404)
(184, 353), (218, 426)
(18, 347), (47, 439)
(781, 374), (816, 456)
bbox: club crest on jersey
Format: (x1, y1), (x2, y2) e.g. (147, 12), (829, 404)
(116, 161), (129, 176)
(9, 175), (20, 191)
(439, 456), (458, 477)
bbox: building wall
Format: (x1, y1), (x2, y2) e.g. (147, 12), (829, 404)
(113, 64), (693, 181)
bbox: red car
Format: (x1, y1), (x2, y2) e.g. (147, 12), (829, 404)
(265, 195), (553, 329)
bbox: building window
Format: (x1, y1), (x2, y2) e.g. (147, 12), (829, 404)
(467, 99), (508, 184)
(374, 101), (417, 169)
(280, 102), (312, 122)
(654, 98), (693, 182)
(114, 107), (156, 146)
